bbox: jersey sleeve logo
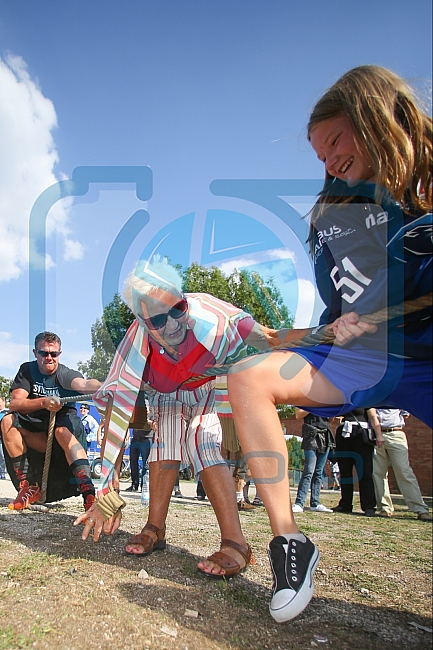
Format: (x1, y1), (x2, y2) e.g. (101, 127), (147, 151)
(387, 214), (433, 260)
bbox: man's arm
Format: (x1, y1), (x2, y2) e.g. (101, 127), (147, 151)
(366, 408), (385, 447)
(9, 388), (62, 414)
(70, 377), (102, 394)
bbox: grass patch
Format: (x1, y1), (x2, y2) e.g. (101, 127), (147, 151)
(8, 551), (55, 583)
(0, 623), (53, 650)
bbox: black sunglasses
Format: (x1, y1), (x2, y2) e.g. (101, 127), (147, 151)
(137, 297), (188, 330)
(36, 349), (62, 358)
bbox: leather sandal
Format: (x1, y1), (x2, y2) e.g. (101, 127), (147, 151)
(125, 523), (166, 557)
(197, 539), (256, 580)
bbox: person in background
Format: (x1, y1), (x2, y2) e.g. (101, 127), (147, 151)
(328, 457), (340, 491)
(334, 408), (383, 516)
(0, 397), (8, 479)
(96, 417), (105, 447)
(126, 390), (153, 492)
(291, 409), (335, 513)
(219, 411), (256, 512)
(79, 403), (99, 451)
(373, 409), (432, 521)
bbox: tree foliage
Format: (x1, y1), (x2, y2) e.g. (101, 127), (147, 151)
(182, 264), (293, 329)
(286, 436), (304, 470)
(78, 293), (134, 381)
(78, 264), (293, 380)
(276, 404), (297, 419)
(0, 376), (13, 403)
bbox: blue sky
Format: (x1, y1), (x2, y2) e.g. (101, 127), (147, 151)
(0, 0), (431, 378)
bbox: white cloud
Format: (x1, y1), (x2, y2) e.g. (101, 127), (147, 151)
(217, 248), (296, 276)
(0, 332), (30, 376)
(0, 54), (82, 282)
(64, 238), (84, 261)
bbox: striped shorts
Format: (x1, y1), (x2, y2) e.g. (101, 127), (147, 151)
(147, 381), (224, 474)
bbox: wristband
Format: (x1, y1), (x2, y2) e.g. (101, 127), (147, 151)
(95, 489), (126, 520)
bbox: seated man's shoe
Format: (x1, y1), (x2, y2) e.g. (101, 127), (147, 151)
(268, 533), (320, 622)
(417, 512), (432, 522)
(83, 494), (96, 511)
(377, 510), (392, 518)
(8, 481), (41, 510)
(237, 499), (256, 511)
(332, 505), (352, 513)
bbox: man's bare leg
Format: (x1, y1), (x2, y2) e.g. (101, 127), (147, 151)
(197, 462), (250, 576)
(55, 426), (95, 505)
(55, 426), (88, 463)
(125, 460), (179, 554)
(1, 414), (47, 456)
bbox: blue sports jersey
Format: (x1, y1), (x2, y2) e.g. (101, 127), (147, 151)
(312, 180), (432, 359)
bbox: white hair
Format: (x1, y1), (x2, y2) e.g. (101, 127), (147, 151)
(123, 256), (183, 314)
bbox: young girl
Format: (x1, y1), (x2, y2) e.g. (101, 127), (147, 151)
(227, 65), (432, 623)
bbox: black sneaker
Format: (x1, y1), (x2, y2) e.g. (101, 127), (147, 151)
(332, 504), (352, 513)
(268, 534), (320, 623)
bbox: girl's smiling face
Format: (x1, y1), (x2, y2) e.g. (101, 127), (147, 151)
(310, 115), (376, 185)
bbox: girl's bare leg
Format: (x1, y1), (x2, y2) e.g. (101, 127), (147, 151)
(228, 351), (344, 536)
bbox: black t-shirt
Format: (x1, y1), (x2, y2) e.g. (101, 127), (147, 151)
(11, 361), (83, 428)
(304, 413), (331, 431)
(342, 408), (369, 424)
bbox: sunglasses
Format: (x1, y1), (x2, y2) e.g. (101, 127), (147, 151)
(137, 297), (188, 330)
(36, 349), (62, 358)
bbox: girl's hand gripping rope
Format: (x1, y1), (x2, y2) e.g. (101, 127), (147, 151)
(332, 312), (377, 346)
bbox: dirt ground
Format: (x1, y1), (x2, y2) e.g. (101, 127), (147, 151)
(0, 478), (432, 650)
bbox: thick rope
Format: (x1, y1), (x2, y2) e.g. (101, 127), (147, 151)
(38, 394), (96, 504)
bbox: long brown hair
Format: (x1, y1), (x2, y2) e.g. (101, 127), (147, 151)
(308, 65), (432, 216)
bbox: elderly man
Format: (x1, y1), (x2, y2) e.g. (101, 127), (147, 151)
(1, 331), (101, 509)
(76, 257), (289, 578)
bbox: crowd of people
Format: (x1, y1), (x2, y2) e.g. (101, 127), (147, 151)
(292, 407), (431, 522)
(1, 64), (431, 624)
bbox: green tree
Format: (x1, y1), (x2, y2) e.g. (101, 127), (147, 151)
(0, 376), (13, 403)
(182, 264), (293, 329)
(78, 293), (134, 381)
(286, 436), (304, 470)
(276, 405), (296, 419)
